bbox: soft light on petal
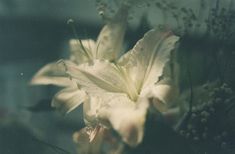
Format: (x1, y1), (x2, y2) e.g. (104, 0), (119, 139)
(139, 54), (180, 113)
(69, 39), (96, 64)
(30, 62), (74, 87)
(118, 29), (179, 94)
(84, 93), (148, 146)
(83, 95), (102, 126)
(144, 84), (178, 113)
(83, 92), (134, 126)
(96, 5), (129, 61)
(63, 60), (130, 95)
(51, 87), (87, 113)
(96, 94), (148, 147)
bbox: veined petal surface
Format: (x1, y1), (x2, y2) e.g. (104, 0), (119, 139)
(64, 60), (128, 95)
(118, 29), (179, 95)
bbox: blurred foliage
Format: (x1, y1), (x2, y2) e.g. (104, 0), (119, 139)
(178, 82), (235, 154)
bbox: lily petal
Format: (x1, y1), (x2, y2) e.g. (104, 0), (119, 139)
(141, 57), (180, 109)
(96, 5), (128, 61)
(51, 87), (87, 113)
(97, 95), (148, 147)
(83, 92), (135, 127)
(69, 39), (96, 64)
(118, 29), (179, 94)
(83, 95), (102, 126)
(145, 84), (178, 112)
(30, 61), (74, 87)
(63, 60), (128, 94)
(83, 93), (147, 147)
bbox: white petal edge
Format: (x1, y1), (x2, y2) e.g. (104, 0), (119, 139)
(51, 87), (87, 113)
(96, 5), (128, 61)
(96, 94), (148, 147)
(118, 29), (179, 94)
(30, 61), (73, 87)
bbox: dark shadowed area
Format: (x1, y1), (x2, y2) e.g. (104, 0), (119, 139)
(0, 0), (235, 154)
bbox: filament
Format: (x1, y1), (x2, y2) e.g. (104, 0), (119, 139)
(67, 19), (92, 60)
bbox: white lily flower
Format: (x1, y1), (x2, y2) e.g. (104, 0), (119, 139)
(31, 0), (180, 147)
(30, 4), (129, 113)
(63, 29), (180, 146)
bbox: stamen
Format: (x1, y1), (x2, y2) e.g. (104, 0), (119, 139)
(87, 39), (92, 53)
(85, 125), (101, 142)
(95, 41), (101, 59)
(57, 59), (68, 72)
(57, 59), (73, 81)
(67, 19), (92, 59)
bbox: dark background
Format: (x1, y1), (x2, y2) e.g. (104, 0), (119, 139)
(0, 0), (235, 154)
